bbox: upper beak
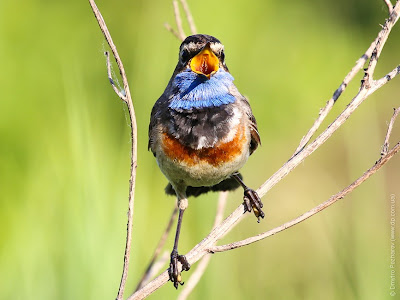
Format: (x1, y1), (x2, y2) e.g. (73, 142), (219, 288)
(190, 43), (219, 78)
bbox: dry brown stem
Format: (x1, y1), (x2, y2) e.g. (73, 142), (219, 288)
(382, 107), (400, 155)
(88, 1), (138, 299)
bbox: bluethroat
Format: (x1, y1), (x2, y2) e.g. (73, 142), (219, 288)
(148, 34), (264, 288)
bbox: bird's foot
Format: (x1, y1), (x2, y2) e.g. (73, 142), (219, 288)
(169, 250), (191, 289)
(243, 188), (265, 223)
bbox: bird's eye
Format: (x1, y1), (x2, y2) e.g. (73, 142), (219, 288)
(181, 49), (190, 63)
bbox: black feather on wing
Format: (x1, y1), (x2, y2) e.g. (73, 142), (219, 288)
(164, 174), (243, 197)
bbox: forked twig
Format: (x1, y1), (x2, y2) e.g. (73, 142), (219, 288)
(173, 0), (186, 40)
(165, 0), (197, 42)
(211, 142), (400, 252)
(179, 0), (197, 34)
(164, 23), (182, 40)
(88, 1), (138, 299)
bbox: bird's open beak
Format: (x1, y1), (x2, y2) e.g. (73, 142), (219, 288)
(190, 43), (219, 78)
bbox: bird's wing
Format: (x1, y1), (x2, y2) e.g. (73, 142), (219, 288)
(148, 94), (168, 154)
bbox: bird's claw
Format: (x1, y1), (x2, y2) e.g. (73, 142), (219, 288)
(243, 188), (265, 222)
(169, 250), (191, 289)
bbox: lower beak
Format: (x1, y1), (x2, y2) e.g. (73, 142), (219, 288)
(190, 43), (219, 78)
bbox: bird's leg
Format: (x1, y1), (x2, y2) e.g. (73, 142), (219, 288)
(169, 198), (191, 289)
(232, 173), (265, 222)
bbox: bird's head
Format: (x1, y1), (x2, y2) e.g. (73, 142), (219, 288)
(175, 34), (228, 79)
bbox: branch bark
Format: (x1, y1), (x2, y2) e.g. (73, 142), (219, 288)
(382, 107), (400, 155)
(88, 1), (138, 299)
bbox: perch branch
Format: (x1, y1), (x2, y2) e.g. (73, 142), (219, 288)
(382, 106), (400, 155)
(88, 1), (138, 299)
(131, 120), (400, 300)
(179, 0), (197, 35)
(130, 2), (400, 298)
(178, 192), (228, 300)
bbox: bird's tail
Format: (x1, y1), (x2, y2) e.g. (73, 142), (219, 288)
(165, 173), (243, 198)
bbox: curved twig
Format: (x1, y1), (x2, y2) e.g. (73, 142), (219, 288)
(211, 142), (400, 252)
(88, 1), (138, 299)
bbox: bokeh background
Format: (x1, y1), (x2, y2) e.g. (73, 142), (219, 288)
(1, 0), (399, 299)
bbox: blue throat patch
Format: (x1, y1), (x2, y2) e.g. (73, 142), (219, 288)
(169, 69), (236, 110)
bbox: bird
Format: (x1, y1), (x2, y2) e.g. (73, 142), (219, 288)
(148, 34), (264, 289)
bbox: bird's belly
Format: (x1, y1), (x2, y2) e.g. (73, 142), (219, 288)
(156, 124), (250, 187)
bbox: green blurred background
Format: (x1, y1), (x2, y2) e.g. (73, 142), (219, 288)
(0, 0), (399, 299)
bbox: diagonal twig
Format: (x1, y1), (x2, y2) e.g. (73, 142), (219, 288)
(292, 36), (379, 157)
(164, 22), (182, 40)
(179, 0), (197, 35)
(212, 144), (400, 252)
(384, 0), (394, 14)
(381, 106), (400, 155)
(88, 1), (138, 299)
(173, 0), (186, 40)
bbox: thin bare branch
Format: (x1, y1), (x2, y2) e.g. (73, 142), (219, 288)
(180, 0), (197, 35)
(262, 0), (400, 199)
(212, 141), (400, 252)
(88, 1), (138, 299)
(294, 1), (400, 156)
(178, 192), (228, 300)
(164, 22), (182, 40)
(384, 0), (394, 14)
(173, 0), (186, 41)
(382, 106), (400, 155)
(143, 251), (170, 285)
(371, 64), (400, 92)
(292, 36), (379, 157)
(135, 207), (178, 291)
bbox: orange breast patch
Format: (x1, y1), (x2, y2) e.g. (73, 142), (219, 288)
(161, 124), (247, 167)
